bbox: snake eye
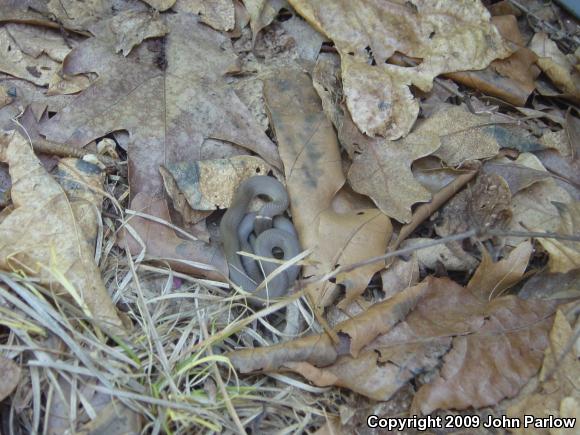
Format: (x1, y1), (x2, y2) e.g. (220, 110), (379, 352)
(272, 246), (284, 259)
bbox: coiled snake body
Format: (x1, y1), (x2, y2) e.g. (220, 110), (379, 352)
(220, 176), (301, 305)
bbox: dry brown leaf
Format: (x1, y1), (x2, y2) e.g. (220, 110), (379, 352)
(348, 135), (439, 223)
(530, 32), (580, 102)
(381, 255), (419, 299)
(401, 237), (479, 272)
(506, 153), (572, 248)
(139, 0), (176, 12)
(47, 0), (115, 31)
(427, 106), (502, 166)
(447, 15), (539, 106)
(507, 310), (580, 434)
(41, 13), (280, 199)
(263, 70), (345, 305)
(288, 0), (511, 139)
(318, 209), (392, 308)
(177, 0), (236, 32)
(39, 14), (279, 273)
(537, 202), (580, 274)
(0, 355), (20, 402)
(0, 130), (126, 337)
(483, 160), (552, 194)
(519, 269), (580, 300)
(407, 277), (556, 415)
(160, 156), (272, 223)
(466, 241), (533, 301)
(0, 26), (62, 86)
(243, 0), (286, 45)
(227, 281), (428, 373)
(108, 9), (168, 56)
(123, 191), (227, 281)
(435, 172), (512, 241)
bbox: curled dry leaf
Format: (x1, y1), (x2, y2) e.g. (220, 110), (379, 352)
(0, 130), (126, 337)
(288, 0), (511, 139)
(0, 356), (20, 402)
(537, 202), (580, 274)
(466, 241), (532, 301)
(160, 155), (272, 223)
(407, 277), (556, 415)
(529, 32), (580, 103)
(507, 311), (580, 434)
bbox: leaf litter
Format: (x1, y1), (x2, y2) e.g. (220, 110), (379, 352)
(0, 0), (579, 433)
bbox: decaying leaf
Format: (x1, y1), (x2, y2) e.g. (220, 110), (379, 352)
(507, 310), (580, 434)
(537, 202), (580, 274)
(0, 355), (20, 402)
(529, 32), (580, 102)
(160, 155), (272, 222)
(466, 241), (532, 301)
(0, 130), (126, 337)
(288, 0), (511, 139)
(409, 278), (555, 415)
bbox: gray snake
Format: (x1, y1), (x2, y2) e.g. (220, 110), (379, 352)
(220, 176), (301, 305)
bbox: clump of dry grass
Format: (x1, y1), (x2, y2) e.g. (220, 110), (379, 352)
(0, 174), (332, 434)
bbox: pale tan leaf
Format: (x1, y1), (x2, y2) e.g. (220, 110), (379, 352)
(0, 130), (126, 337)
(466, 241), (532, 301)
(288, 0), (511, 139)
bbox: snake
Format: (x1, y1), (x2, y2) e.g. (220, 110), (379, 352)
(220, 176), (301, 305)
